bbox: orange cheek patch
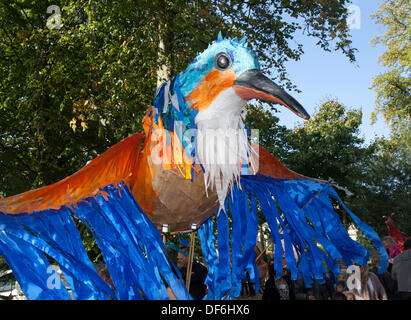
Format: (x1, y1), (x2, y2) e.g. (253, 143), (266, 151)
(186, 69), (236, 111)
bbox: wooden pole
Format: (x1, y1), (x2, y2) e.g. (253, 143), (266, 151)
(185, 231), (195, 291)
(255, 247), (267, 262)
(161, 224), (169, 245)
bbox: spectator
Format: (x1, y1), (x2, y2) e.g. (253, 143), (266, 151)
(344, 291), (356, 300)
(275, 268), (290, 300)
(369, 250), (397, 299)
(294, 277), (315, 300)
(351, 265), (387, 300)
(177, 251), (208, 300)
(391, 238), (411, 300)
(255, 245), (269, 289)
(332, 292), (347, 300)
(382, 236), (402, 272)
(293, 276), (334, 300)
(240, 270), (256, 298)
(335, 280), (346, 293)
(312, 274), (334, 300)
(262, 261), (281, 301)
(282, 268), (296, 300)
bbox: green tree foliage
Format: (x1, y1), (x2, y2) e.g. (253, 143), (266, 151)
(245, 104), (291, 161)
(282, 99), (373, 229)
(0, 0), (156, 194)
(282, 98), (410, 237)
(371, 0), (411, 142)
(351, 138), (411, 236)
(0, 0), (222, 195)
(364, 0), (411, 236)
(284, 99), (367, 189)
(212, 0), (357, 90)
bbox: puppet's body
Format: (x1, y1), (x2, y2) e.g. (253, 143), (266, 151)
(0, 35), (388, 300)
(0, 130), (306, 232)
(0, 35), (310, 232)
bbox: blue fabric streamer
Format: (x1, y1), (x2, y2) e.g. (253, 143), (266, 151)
(178, 237), (190, 247)
(0, 172), (387, 300)
(326, 186), (388, 274)
(228, 189), (246, 298)
(197, 173), (387, 296)
(0, 183), (191, 300)
(240, 189), (259, 289)
(197, 217), (218, 299)
(0, 209), (113, 300)
(252, 183), (284, 279)
(216, 208), (231, 299)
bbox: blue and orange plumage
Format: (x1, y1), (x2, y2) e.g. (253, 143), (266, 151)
(0, 34), (388, 300)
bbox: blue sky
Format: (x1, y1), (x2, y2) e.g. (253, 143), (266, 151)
(273, 0), (390, 145)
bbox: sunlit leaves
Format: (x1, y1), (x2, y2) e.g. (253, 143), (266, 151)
(371, 0), (411, 139)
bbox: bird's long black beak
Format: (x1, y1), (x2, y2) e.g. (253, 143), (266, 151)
(233, 69), (310, 120)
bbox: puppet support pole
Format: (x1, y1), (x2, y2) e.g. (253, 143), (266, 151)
(185, 229), (196, 291)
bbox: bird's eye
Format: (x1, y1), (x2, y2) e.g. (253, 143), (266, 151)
(214, 52), (231, 70)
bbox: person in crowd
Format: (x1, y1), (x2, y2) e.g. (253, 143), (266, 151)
(303, 271), (335, 301)
(369, 250), (397, 299)
(391, 238), (411, 300)
(176, 251), (208, 300)
(262, 261), (281, 300)
(332, 292), (347, 300)
(281, 268), (296, 300)
(293, 276), (334, 300)
(255, 245), (269, 289)
(275, 268), (290, 300)
(335, 280), (346, 293)
(344, 291), (356, 300)
(240, 270), (256, 298)
(350, 265), (387, 300)
(382, 236), (402, 273)
(294, 277), (314, 300)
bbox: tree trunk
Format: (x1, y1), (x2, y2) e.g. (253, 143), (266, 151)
(156, 33), (170, 87)
(155, 2), (172, 87)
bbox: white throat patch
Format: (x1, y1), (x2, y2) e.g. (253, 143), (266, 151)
(195, 87), (255, 209)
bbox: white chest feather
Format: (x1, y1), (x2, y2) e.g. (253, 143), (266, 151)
(194, 88), (255, 209)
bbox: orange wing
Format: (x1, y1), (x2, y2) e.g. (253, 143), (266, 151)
(0, 133), (145, 215)
(254, 144), (326, 182)
(0, 137), (322, 217)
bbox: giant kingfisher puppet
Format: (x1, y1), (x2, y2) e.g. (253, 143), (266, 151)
(0, 34), (388, 300)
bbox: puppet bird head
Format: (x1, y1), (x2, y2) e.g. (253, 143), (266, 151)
(144, 33), (310, 208)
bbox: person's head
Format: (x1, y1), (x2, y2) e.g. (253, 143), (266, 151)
(359, 264), (369, 280)
(336, 280), (346, 293)
(332, 292), (347, 300)
(177, 251), (189, 269)
(370, 251), (380, 268)
(337, 269), (347, 283)
(344, 292), (355, 300)
(382, 236), (396, 249)
(404, 238), (411, 252)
